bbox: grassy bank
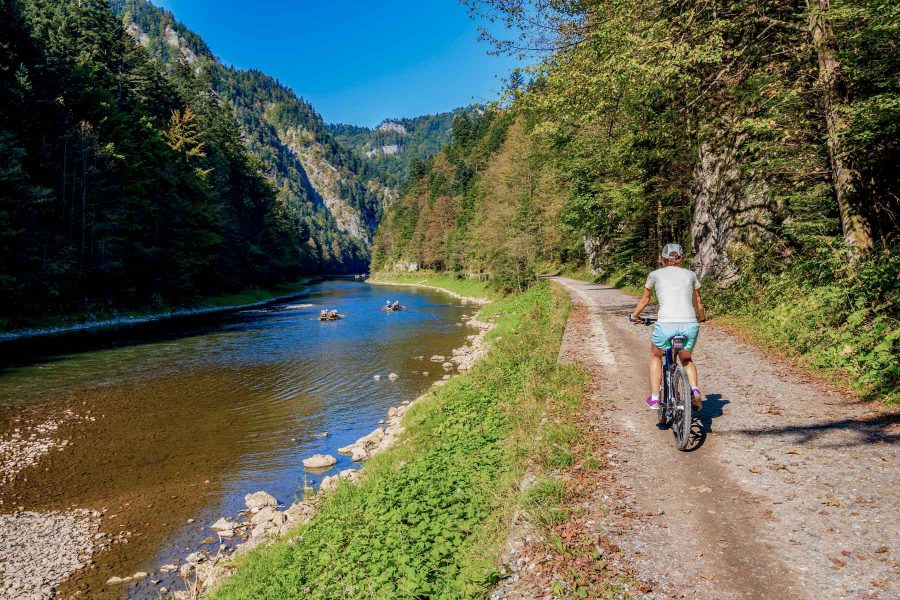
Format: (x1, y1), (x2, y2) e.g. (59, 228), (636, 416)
(367, 271), (499, 302)
(566, 255), (898, 406)
(0, 280), (311, 338)
(208, 282), (574, 599)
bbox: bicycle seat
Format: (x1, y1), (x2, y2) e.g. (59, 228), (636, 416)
(671, 335), (687, 351)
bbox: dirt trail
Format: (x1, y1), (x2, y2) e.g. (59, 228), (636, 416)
(551, 277), (898, 599)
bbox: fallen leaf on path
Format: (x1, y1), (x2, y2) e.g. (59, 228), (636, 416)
(697, 486), (712, 494)
(768, 464), (788, 471)
(698, 572), (716, 581)
(786, 447), (802, 455)
(874, 546), (889, 554)
(749, 466), (763, 474)
(830, 557), (847, 568)
(823, 498), (841, 507)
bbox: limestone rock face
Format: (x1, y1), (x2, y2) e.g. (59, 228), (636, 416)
(691, 138), (774, 285)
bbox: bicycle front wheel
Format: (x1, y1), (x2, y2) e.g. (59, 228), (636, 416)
(672, 366), (692, 450)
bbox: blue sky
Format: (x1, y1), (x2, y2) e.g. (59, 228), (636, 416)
(152, 0), (522, 127)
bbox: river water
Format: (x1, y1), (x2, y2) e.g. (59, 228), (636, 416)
(0, 279), (476, 598)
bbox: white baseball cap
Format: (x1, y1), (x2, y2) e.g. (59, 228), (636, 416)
(660, 243), (684, 258)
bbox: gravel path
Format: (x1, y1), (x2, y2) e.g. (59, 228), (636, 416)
(498, 278), (897, 599)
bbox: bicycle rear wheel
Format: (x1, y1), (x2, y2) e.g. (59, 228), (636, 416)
(672, 366), (692, 450)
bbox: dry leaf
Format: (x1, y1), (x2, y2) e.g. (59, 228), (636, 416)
(823, 498), (841, 507)
(697, 486), (712, 494)
(768, 464), (788, 471)
(874, 546), (889, 554)
(830, 557), (847, 568)
(698, 572), (716, 581)
(786, 447), (801, 455)
(749, 466), (763, 474)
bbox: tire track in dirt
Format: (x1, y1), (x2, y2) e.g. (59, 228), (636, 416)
(551, 277), (898, 600)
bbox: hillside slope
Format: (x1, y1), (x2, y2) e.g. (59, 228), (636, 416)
(116, 0), (388, 265)
(328, 110), (465, 189)
(373, 1), (898, 402)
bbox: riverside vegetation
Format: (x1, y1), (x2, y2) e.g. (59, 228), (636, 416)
(373, 1), (899, 403)
(206, 282), (585, 599)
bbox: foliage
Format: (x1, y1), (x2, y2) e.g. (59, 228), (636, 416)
(209, 283), (572, 599)
(0, 0), (316, 328)
(375, 0), (898, 400)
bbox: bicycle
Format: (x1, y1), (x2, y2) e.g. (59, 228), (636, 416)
(631, 316), (692, 451)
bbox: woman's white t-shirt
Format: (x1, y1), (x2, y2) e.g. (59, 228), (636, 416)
(645, 266), (701, 323)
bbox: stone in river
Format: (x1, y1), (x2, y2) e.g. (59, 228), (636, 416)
(106, 576), (126, 585)
(302, 454), (337, 469)
(244, 491), (277, 510)
(430, 355), (445, 362)
(388, 407), (398, 418)
(351, 447), (368, 462)
(210, 518), (232, 531)
(132, 572), (148, 580)
(337, 444), (354, 455)
(373, 374), (381, 380)
(160, 564), (178, 573)
(388, 372), (399, 380)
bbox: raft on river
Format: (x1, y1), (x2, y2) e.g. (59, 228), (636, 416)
(380, 305), (407, 312)
(318, 312), (345, 321)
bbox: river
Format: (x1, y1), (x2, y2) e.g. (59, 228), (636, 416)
(0, 279), (476, 598)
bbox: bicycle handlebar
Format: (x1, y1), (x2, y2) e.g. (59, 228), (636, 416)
(629, 315), (657, 325)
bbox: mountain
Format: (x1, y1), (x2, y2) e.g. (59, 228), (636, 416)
(328, 111), (466, 189)
(114, 0), (389, 260)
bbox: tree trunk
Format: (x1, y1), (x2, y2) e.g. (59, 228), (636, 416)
(807, 0), (873, 254)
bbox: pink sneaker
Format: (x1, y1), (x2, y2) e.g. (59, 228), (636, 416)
(645, 395), (660, 410)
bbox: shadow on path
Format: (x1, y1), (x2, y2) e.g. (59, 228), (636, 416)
(684, 394), (730, 451)
(727, 412), (899, 448)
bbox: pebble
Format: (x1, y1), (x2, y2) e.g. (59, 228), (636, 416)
(0, 510), (98, 598)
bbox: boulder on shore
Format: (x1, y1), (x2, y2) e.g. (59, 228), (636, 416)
(302, 454), (337, 469)
(244, 491), (277, 510)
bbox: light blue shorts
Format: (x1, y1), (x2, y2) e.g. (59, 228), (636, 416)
(652, 322), (700, 351)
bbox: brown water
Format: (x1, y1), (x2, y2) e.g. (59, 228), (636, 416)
(0, 279), (474, 598)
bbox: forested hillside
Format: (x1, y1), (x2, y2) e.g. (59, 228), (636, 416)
(373, 0), (898, 402)
(328, 111), (464, 189)
(115, 0), (385, 257)
(0, 0), (315, 328)
(0, 0), (384, 330)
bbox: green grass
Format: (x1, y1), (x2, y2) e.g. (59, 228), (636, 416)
(0, 280), (310, 333)
(201, 280), (309, 308)
(207, 283), (572, 599)
(368, 271), (500, 302)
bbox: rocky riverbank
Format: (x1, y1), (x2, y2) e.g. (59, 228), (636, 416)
(145, 310), (496, 599)
(0, 510), (101, 599)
